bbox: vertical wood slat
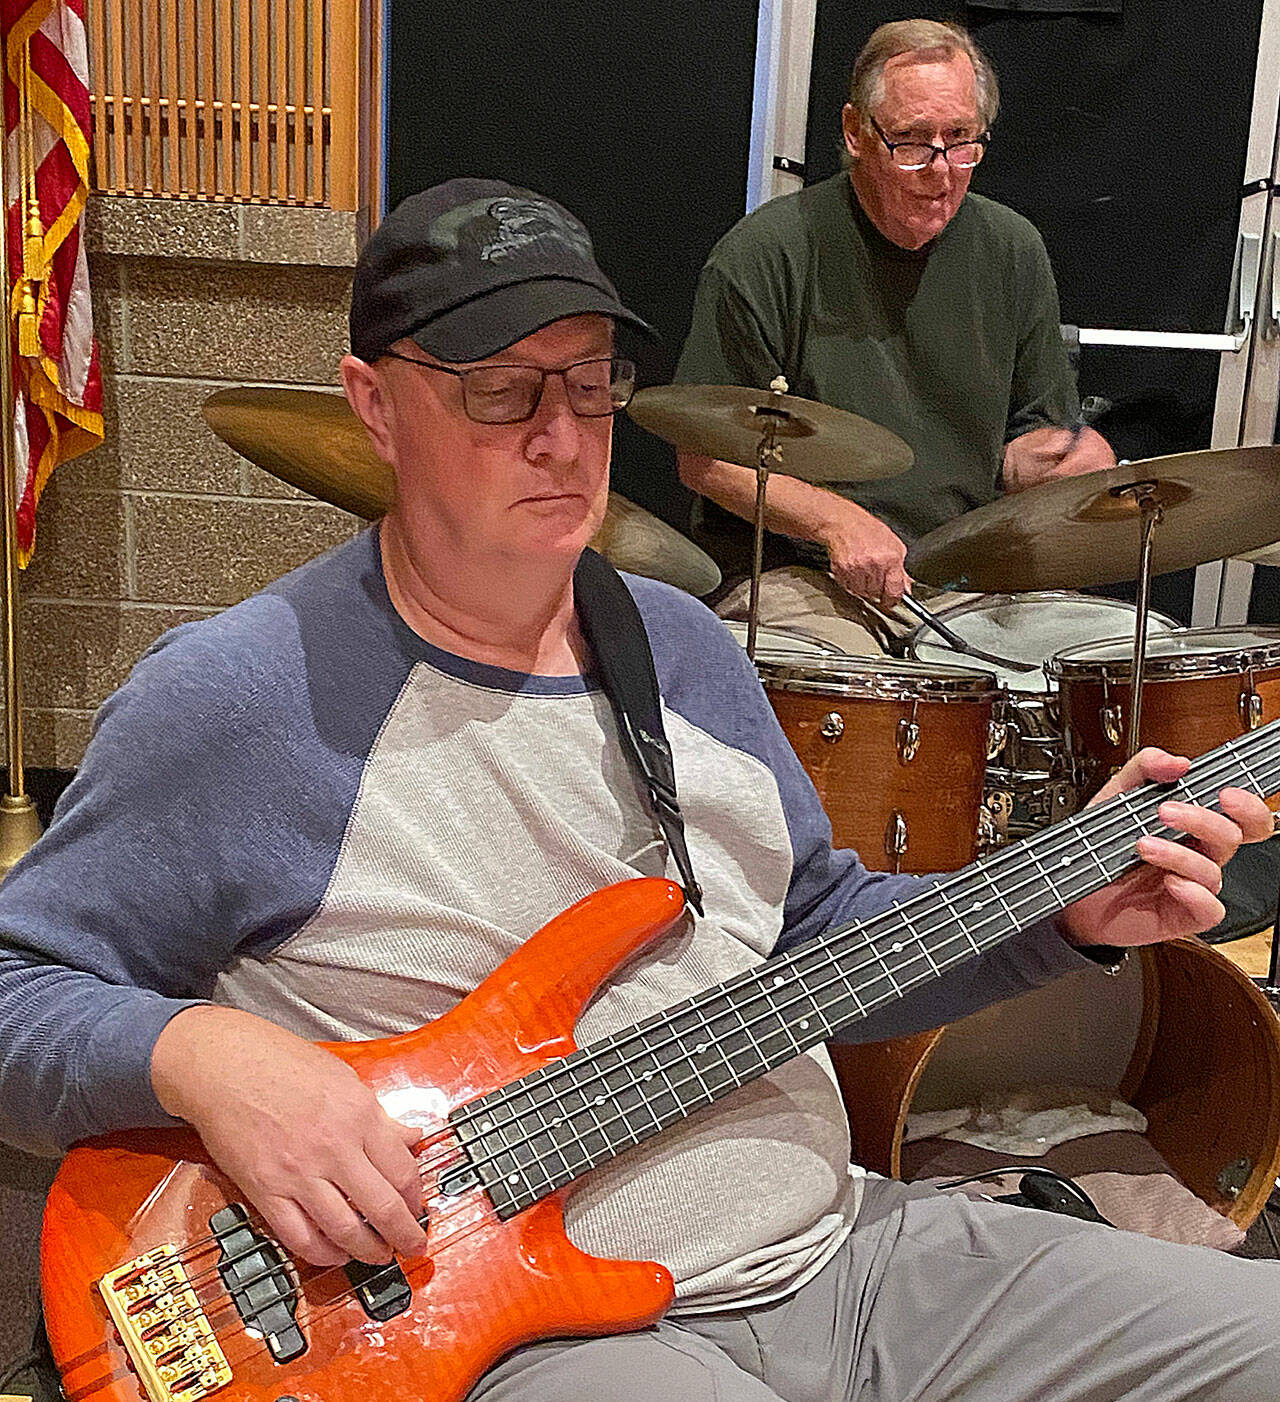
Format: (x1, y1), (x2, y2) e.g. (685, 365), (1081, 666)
(124, 0), (144, 184)
(291, 0), (305, 201)
(162, 0), (179, 191)
(86, 0), (110, 189)
(83, 0), (369, 207)
(309, 0), (323, 203)
(253, 0), (268, 197)
(272, 0), (287, 198)
(180, 0), (197, 191)
(144, 0), (161, 189)
(106, 0), (127, 190)
(327, 0), (358, 209)
(237, 0), (251, 195)
(217, 0), (232, 194)
(199, 0), (215, 193)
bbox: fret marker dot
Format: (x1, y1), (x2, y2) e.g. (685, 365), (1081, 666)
(595, 1095), (605, 1105)
(973, 902), (983, 911)
(696, 1043), (707, 1054)
(644, 1071), (654, 1081)
(773, 976), (785, 987)
(480, 1120), (493, 1133)
(800, 1019), (810, 1030)
(508, 1174), (518, 1184)
(891, 941), (903, 954)
(1061, 856), (1071, 867)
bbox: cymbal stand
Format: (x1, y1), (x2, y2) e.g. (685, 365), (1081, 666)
(1114, 481), (1164, 760)
(744, 378), (789, 661)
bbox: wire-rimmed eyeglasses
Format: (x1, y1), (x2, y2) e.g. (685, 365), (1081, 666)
(869, 115), (989, 172)
(379, 352), (637, 425)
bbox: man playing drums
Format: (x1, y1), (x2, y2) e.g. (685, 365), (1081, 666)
(1, 176), (1278, 1402)
(675, 18), (1115, 653)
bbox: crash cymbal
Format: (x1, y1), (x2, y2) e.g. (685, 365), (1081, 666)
(202, 386), (721, 595)
(907, 445), (1280, 592)
(628, 383), (913, 483)
(202, 386), (395, 518)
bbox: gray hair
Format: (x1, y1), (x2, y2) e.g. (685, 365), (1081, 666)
(847, 19), (999, 131)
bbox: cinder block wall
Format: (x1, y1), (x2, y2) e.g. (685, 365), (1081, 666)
(18, 197), (364, 769)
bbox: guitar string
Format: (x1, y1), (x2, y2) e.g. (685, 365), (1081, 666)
(108, 727), (1280, 1367)
(142, 727), (1280, 1337)
(447, 729), (1280, 1185)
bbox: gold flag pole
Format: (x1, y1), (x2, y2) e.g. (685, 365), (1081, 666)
(0, 35), (44, 874)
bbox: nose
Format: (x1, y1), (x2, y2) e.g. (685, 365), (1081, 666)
(526, 371), (582, 465)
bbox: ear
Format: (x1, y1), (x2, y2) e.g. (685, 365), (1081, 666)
(340, 354), (398, 466)
(841, 104), (865, 163)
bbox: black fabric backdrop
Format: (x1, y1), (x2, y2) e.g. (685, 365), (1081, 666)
(385, 2), (760, 528)
(806, 1), (1265, 621)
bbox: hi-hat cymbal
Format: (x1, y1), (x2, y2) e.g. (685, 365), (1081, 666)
(201, 386), (721, 596)
(628, 383), (914, 483)
(907, 445), (1280, 592)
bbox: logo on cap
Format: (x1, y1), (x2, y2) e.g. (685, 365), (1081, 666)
(481, 197), (594, 265)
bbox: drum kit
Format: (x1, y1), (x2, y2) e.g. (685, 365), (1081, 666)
(628, 382), (1280, 878)
(204, 380), (1280, 883)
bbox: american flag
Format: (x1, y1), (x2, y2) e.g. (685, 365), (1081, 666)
(2, 0), (102, 565)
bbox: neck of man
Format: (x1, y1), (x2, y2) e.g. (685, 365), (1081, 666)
(379, 513), (589, 675)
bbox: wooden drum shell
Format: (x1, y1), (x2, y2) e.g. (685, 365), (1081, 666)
(759, 661), (996, 875)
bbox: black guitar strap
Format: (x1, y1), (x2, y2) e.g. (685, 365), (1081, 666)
(573, 547), (704, 916)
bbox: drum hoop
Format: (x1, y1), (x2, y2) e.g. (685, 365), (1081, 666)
(757, 661), (998, 701)
(1046, 627), (1280, 682)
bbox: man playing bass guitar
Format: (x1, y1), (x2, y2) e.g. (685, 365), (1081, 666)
(1, 179), (1277, 1402)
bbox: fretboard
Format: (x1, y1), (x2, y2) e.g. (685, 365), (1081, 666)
(451, 720), (1280, 1218)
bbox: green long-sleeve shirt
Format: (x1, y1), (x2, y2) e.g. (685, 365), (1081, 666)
(674, 174), (1079, 569)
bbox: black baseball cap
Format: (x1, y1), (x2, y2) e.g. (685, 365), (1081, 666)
(350, 178), (653, 363)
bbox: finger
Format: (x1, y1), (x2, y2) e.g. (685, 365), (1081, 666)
(1218, 787), (1276, 844)
(257, 1194), (349, 1268)
(1090, 747), (1189, 803)
(1155, 801), (1243, 868)
(1136, 832), (1226, 892)
(358, 1139), (430, 1255)
(301, 1177), (396, 1265)
(882, 563), (909, 608)
(1160, 871), (1226, 932)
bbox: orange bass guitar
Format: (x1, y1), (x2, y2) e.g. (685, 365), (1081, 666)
(41, 722), (1280, 1402)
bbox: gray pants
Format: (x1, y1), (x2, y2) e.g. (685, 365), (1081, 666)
(468, 1178), (1280, 1401)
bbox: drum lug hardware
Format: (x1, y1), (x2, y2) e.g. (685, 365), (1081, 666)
(986, 719), (1007, 761)
(896, 717), (920, 763)
(1100, 703), (1124, 748)
(1239, 687), (1263, 731)
(885, 810), (909, 872)
(819, 711), (845, 743)
(1216, 1157), (1252, 1199)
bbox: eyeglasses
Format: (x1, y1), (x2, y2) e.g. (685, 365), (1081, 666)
(869, 115), (988, 171)
(379, 352), (637, 424)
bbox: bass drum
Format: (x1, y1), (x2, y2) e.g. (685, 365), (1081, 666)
(754, 655), (998, 874)
(909, 592), (1177, 842)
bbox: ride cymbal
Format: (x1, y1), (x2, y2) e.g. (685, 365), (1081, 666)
(628, 383), (913, 484)
(907, 446), (1280, 592)
(201, 386), (722, 596)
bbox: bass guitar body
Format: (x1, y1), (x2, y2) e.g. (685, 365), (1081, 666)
(42, 878), (686, 1402)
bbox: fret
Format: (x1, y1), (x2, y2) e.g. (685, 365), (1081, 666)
(935, 882), (986, 958)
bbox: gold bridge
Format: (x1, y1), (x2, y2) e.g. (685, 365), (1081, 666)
(98, 1249), (232, 1402)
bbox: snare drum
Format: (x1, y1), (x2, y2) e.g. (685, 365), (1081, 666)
(754, 655), (998, 874)
(909, 593), (1178, 841)
(1047, 626), (1280, 801)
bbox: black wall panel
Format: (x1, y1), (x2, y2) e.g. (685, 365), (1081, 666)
(386, 2), (760, 527)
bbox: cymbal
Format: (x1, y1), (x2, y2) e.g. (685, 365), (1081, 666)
(627, 383), (914, 483)
(201, 386), (721, 596)
(203, 386), (395, 518)
(907, 445), (1280, 592)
